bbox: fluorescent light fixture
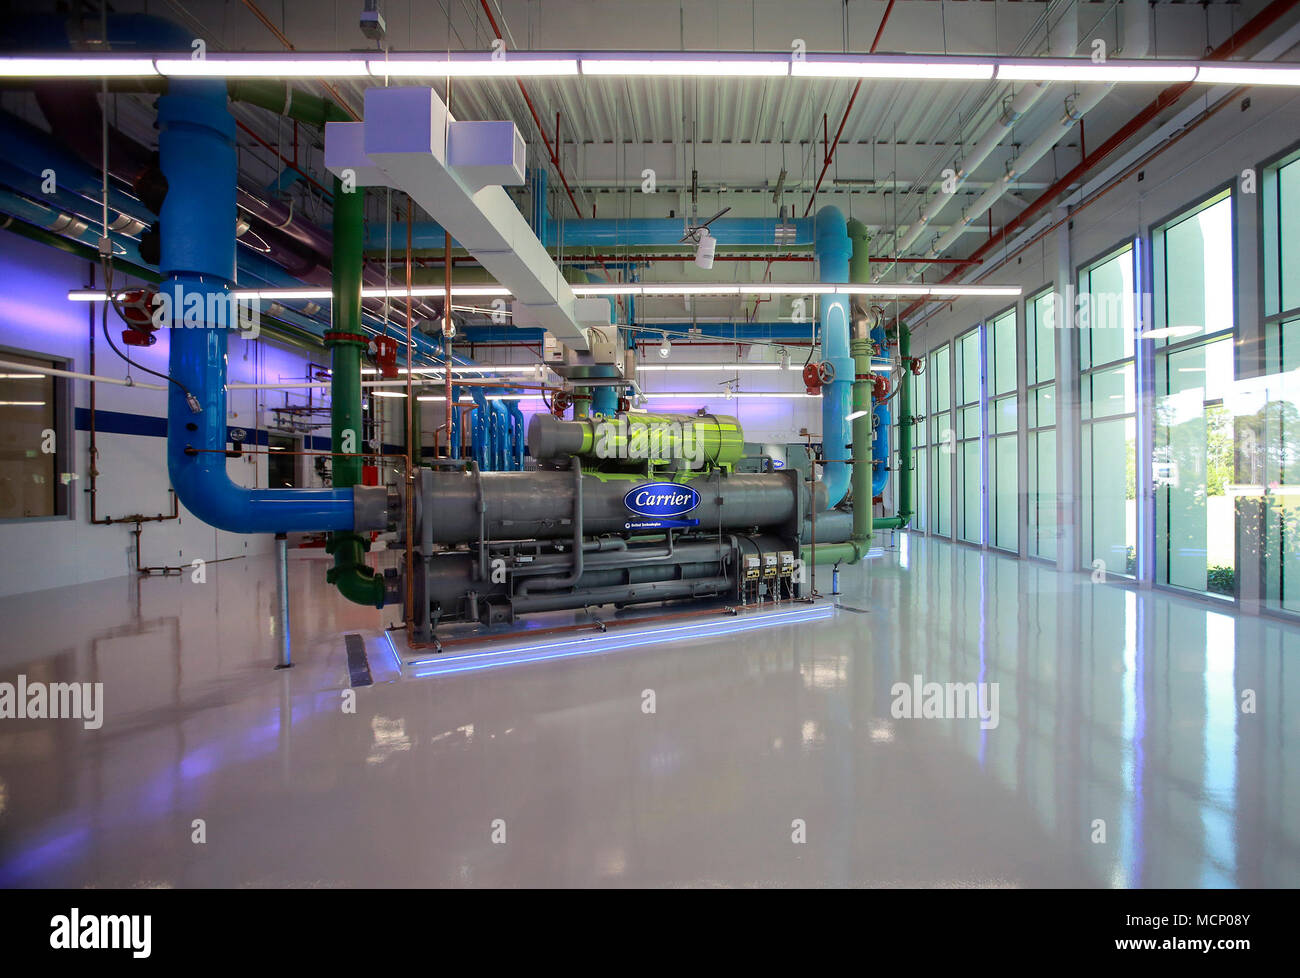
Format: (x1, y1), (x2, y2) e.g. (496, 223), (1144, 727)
(837, 285), (932, 296)
(0, 373), (44, 379)
(369, 55), (578, 77)
(746, 284), (835, 295)
(1140, 324), (1202, 340)
(1195, 64), (1300, 86)
(846, 409), (870, 421)
(642, 391), (817, 399)
(636, 364), (787, 372)
(416, 394), (541, 402)
(0, 400), (46, 406)
(794, 56), (994, 80)
(572, 284), (642, 296)
(929, 285), (1022, 297)
(360, 285), (509, 298)
(0, 56), (159, 77)
(996, 60), (1197, 83)
(371, 390), (408, 398)
(640, 284), (742, 295)
(581, 55), (789, 77)
(157, 56), (371, 77)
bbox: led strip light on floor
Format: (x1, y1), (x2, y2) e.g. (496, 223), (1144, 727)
(5, 53), (1299, 85)
(400, 603), (834, 678)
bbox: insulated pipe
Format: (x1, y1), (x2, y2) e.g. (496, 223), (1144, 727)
(516, 459), (584, 594)
(815, 206), (853, 509)
(884, 0), (1078, 267)
(161, 80), (385, 534)
(804, 338), (876, 565)
(907, 0), (1149, 280)
(323, 177), (387, 607)
(528, 412), (744, 469)
(505, 400), (526, 470)
(421, 468), (822, 544)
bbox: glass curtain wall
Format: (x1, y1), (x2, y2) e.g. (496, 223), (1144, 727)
(1261, 152), (1300, 613)
(1079, 243), (1138, 577)
(955, 327), (983, 544)
(1151, 191), (1236, 596)
(929, 345), (952, 538)
(988, 308), (1019, 552)
(1026, 288), (1058, 560)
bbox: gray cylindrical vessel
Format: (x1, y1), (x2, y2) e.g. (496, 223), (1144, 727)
(419, 467), (820, 544)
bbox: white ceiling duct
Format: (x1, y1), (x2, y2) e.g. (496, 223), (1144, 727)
(325, 86), (590, 350)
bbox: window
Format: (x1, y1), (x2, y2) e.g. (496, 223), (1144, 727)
(1026, 287), (1058, 560)
(929, 344), (951, 537)
(1261, 150), (1300, 613)
(911, 365), (928, 531)
(1152, 191), (1236, 596)
(955, 327), (982, 544)
(987, 308), (1018, 552)
(0, 351), (69, 520)
(1079, 243), (1138, 577)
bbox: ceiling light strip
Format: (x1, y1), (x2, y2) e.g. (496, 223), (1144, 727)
(2, 54), (1298, 84)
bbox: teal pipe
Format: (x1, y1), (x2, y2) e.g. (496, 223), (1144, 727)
(815, 206), (853, 508)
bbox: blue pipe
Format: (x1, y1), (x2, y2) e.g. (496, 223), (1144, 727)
(449, 384), (462, 459)
(161, 80), (358, 533)
(0, 187), (148, 268)
(870, 323), (890, 498)
(469, 387), (488, 468)
(815, 206), (853, 509)
(506, 400), (526, 469)
(492, 400), (510, 470)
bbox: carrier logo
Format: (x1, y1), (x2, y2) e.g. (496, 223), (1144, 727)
(623, 483), (700, 518)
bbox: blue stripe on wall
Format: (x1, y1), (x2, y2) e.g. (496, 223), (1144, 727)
(74, 408), (332, 452)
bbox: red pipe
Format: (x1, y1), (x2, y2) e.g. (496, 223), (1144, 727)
(896, 0), (1298, 322)
(803, 0), (897, 218)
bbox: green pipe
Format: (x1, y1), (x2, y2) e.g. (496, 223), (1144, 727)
(227, 80), (352, 126)
(895, 322), (914, 527)
(324, 177), (385, 608)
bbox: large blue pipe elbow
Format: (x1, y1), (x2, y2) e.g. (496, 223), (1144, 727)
(161, 82), (358, 533)
(815, 206), (853, 509)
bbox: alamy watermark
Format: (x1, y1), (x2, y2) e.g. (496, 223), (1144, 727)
(144, 284), (260, 338)
(592, 416), (706, 469)
(891, 673), (999, 730)
(0, 675), (103, 730)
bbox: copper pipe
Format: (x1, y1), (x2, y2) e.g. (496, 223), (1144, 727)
(405, 196), (417, 639)
(444, 230), (453, 440)
(803, 0), (895, 218)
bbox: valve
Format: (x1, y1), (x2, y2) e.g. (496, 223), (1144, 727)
(371, 336), (401, 379)
(817, 360), (836, 385)
(801, 361), (820, 393)
(118, 288), (159, 346)
(551, 390), (573, 418)
(909, 356), (925, 377)
(872, 373), (891, 402)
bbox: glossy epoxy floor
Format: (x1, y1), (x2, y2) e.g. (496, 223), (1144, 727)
(0, 536), (1296, 888)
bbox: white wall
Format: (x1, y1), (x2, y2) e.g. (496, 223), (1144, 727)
(0, 233), (331, 597)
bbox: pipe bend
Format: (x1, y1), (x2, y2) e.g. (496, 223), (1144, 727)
(168, 459), (358, 534)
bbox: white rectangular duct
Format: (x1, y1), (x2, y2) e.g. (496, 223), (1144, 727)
(325, 87), (589, 350)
